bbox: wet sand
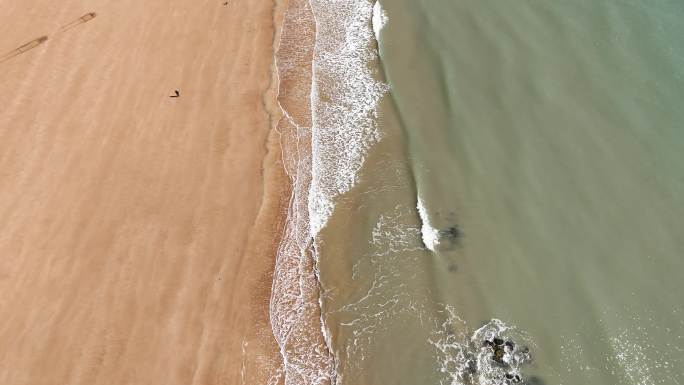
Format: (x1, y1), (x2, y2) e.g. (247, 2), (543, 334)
(0, 0), (288, 384)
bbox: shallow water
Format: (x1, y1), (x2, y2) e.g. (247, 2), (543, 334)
(303, 0), (684, 384)
(364, 0), (683, 384)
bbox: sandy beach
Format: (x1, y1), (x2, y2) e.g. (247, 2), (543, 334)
(0, 0), (288, 384)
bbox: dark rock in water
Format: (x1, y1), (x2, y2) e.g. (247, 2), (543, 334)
(518, 346), (532, 362)
(493, 345), (506, 364)
(437, 225), (462, 239)
(447, 225), (462, 239)
(478, 333), (533, 383)
(504, 373), (522, 384)
(434, 224), (463, 250)
(484, 337), (515, 366)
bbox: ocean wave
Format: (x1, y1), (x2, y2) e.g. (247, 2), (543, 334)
(270, 0), (335, 384)
(337, 202), (535, 385)
(270, 0), (389, 384)
(418, 196), (441, 252)
(372, 0), (388, 44)
(308, 0), (390, 236)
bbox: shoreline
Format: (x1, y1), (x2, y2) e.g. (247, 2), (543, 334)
(270, 0), (336, 383)
(268, 1), (391, 383)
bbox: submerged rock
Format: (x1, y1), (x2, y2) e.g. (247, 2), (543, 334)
(478, 335), (532, 383)
(465, 320), (537, 385)
(524, 375), (546, 385)
(493, 344), (506, 364)
(505, 372), (522, 383)
(436, 225), (463, 249)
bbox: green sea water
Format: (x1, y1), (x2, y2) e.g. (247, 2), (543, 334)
(314, 1), (684, 384)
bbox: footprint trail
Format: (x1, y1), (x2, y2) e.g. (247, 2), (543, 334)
(0, 36), (49, 64)
(60, 12), (97, 32)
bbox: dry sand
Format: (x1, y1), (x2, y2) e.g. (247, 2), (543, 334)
(0, 0), (288, 383)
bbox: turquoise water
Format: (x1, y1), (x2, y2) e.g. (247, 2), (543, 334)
(302, 1), (684, 384)
(368, 0), (684, 384)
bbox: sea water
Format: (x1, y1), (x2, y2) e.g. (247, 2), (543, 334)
(274, 1), (684, 384)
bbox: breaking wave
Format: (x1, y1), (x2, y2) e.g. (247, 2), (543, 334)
(307, 0), (390, 236)
(418, 196), (440, 252)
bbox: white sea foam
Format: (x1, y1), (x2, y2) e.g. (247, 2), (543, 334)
(372, 0), (388, 44)
(428, 306), (472, 385)
(308, 0), (390, 237)
(270, 0), (389, 384)
(370, 205), (423, 256)
(560, 309), (684, 385)
(270, 1), (336, 384)
(430, 315), (534, 385)
(340, 204), (424, 363)
(417, 196), (440, 251)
